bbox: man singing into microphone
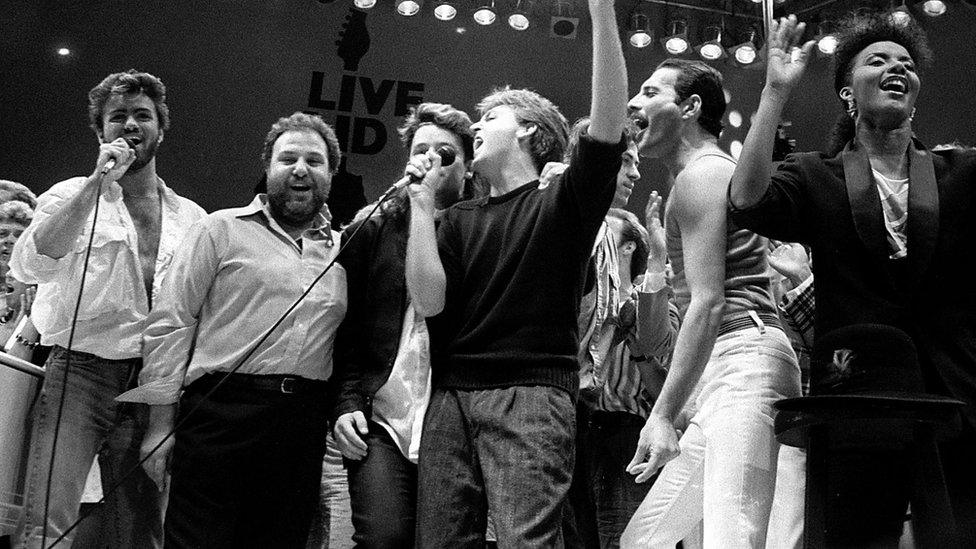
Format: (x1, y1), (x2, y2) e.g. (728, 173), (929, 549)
(408, 0), (629, 544)
(10, 69), (206, 548)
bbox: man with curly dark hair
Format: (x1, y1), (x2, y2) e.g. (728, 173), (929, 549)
(10, 69), (205, 549)
(330, 102), (475, 547)
(730, 12), (976, 547)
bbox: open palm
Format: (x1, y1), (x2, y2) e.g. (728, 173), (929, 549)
(766, 15), (816, 92)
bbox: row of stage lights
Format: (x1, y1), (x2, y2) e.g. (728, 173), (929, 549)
(627, 0), (950, 66)
(352, 0), (535, 28)
(349, 0), (951, 63)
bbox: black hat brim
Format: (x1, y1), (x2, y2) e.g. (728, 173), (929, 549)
(774, 395), (965, 448)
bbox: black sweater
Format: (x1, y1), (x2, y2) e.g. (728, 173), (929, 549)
(430, 132), (626, 395)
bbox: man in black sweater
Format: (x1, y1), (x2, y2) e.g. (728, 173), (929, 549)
(408, 0), (629, 545)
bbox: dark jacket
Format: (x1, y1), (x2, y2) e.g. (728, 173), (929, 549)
(330, 212), (409, 423)
(731, 140), (976, 430)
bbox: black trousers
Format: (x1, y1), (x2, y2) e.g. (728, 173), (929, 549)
(164, 374), (330, 549)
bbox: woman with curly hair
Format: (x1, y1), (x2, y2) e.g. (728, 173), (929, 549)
(729, 12), (976, 547)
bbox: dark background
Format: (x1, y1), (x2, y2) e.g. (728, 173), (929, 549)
(3, 0), (975, 219)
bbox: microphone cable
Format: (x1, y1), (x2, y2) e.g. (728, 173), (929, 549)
(47, 182), (405, 548)
(40, 177), (104, 549)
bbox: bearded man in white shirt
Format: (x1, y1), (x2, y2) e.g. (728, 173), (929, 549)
(121, 112), (347, 549)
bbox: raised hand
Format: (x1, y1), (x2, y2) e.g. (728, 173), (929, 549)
(768, 241), (812, 287)
(94, 137), (136, 183)
(765, 15), (816, 94)
(404, 149), (444, 216)
(644, 191), (666, 271)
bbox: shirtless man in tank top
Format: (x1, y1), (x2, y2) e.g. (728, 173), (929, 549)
(619, 59), (803, 549)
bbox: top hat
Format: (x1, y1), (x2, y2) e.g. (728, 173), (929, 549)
(774, 323), (964, 447)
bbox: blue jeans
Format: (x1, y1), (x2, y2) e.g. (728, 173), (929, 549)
(15, 346), (163, 548)
(346, 422), (417, 548)
(416, 386), (575, 548)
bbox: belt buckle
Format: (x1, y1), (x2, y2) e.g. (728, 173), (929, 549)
(280, 377), (296, 394)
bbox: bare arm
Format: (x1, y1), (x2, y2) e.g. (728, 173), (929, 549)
(632, 191), (677, 358)
(32, 138), (136, 259)
(628, 161), (731, 482)
(405, 150), (447, 316)
(729, 16), (814, 209)
(586, 0), (627, 143)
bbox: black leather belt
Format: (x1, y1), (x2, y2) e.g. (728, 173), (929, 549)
(191, 372), (328, 395)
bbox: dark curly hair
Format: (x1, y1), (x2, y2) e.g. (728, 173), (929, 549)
(825, 11), (933, 155)
(832, 11), (932, 95)
(88, 69), (170, 136)
(261, 112), (341, 174)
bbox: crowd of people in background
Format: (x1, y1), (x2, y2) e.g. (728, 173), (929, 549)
(1, 4), (974, 549)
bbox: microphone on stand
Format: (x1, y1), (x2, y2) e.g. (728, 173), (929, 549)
(385, 146), (457, 195)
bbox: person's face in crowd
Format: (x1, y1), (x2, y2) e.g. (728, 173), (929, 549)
(0, 221), (25, 267)
(613, 142), (641, 208)
(99, 92), (163, 173)
(628, 67), (686, 159)
(842, 41), (920, 128)
(5, 272), (25, 311)
(470, 105), (535, 174)
(266, 129), (332, 229)
(409, 124), (469, 210)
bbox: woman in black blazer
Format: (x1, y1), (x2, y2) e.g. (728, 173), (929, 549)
(728, 12), (976, 548)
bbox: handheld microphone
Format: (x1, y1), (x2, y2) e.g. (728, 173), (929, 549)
(386, 146), (457, 194)
(99, 137), (137, 175)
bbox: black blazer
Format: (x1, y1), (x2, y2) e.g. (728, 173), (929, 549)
(731, 141), (976, 430)
(330, 212), (409, 423)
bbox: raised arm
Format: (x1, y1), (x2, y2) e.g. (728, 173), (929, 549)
(32, 138), (137, 259)
(729, 15), (814, 209)
(586, 0), (628, 143)
(405, 150), (448, 317)
(628, 162), (730, 483)
(633, 191), (678, 358)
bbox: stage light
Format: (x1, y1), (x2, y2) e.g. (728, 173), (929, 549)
(509, 0), (530, 30)
(728, 110), (743, 128)
(661, 20), (688, 55)
(922, 0), (946, 16)
(353, 0), (376, 9)
(629, 11), (652, 48)
(474, 0), (496, 25)
(56, 47), (71, 56)
(697, 25), (725, 61)
(396, 0), (422, 16)
(888, 1), (912, 26)
(729, 28), (758, 65)
(550, 0), (578, 39)
(816, 21), (838, 55)
(434, 0), (457, 20)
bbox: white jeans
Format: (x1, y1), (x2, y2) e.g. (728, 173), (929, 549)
(622, 326), (802, 549)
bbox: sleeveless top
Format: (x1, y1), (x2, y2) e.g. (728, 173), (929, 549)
(664, 152), (777, 321)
